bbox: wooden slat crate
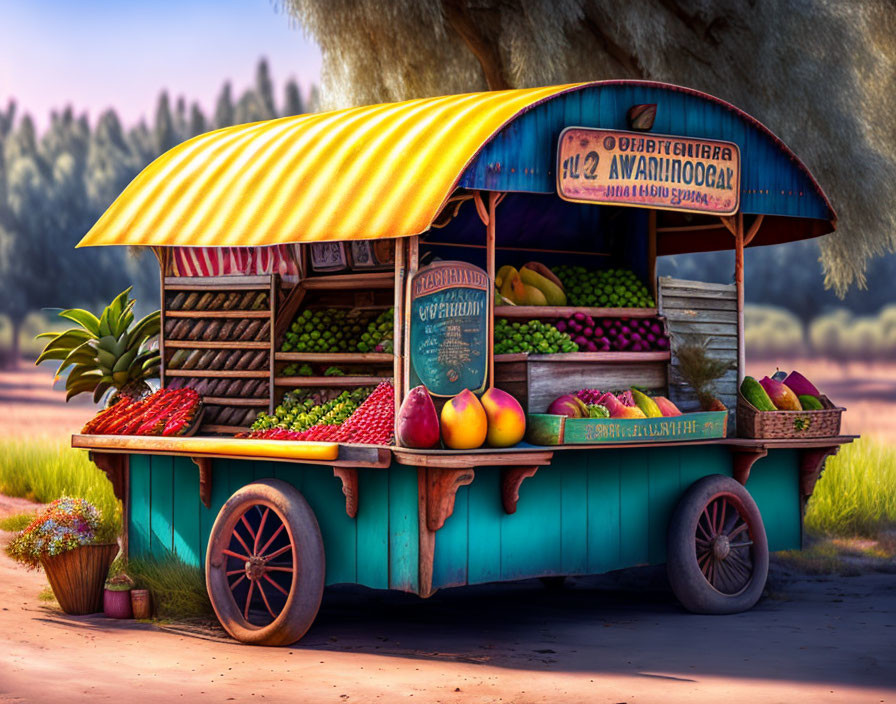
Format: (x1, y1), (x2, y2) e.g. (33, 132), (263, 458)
(658, 277), (737, 431)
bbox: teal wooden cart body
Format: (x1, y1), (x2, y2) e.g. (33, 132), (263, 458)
(126, 444), (811, 597)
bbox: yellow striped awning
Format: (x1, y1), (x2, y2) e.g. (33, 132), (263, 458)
(78, 84), (581, 248)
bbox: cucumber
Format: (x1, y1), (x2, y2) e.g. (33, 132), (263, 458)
(798, 394), (824, 410)
(740, 376), (777, 411)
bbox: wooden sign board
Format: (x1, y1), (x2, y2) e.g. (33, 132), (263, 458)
(526, 411), (728, 445)
(557, 128), (740, 216)
(409, 261), (489, 397)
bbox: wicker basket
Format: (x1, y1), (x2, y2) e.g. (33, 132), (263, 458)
(736, 393), (844, 439)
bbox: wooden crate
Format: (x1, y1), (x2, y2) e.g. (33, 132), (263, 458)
(658, 276), (737, 431)
(495, 354), (669, 415)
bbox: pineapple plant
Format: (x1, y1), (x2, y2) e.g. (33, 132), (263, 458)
(35, 287), (161, 404)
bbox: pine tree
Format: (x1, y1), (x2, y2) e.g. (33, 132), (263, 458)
(189, 102), (207, 137)
(283, 79), (305, 116)
(154, 91), (178, 156)
(214, 82), (235, 129)
(255, 58), (277, 119)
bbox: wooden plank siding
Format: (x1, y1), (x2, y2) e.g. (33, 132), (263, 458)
(129, 457), (419, 594)
(430, 445), (803, 591)
(658, 277), (738, 432)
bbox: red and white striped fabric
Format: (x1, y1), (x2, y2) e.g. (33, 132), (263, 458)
(170, 245), (299, 278)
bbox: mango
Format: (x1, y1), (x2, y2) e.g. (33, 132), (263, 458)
(481, 387), (526, 447)
(495, 265), (518, 290)
(520, 266), (567, 306)
(654, 396), (682, 417)
(631, 389), (662, 417)
(522, 261), (565, 290)
(501, 271), (547, 305)
(440, 389), (487, 449)
(397, 385), (441, 448)
(615, 404), (647, 419)
(759, 376), (802, 411)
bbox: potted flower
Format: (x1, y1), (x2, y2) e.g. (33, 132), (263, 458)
(104, 573), (135, 619)
(5, 497), (118, 615)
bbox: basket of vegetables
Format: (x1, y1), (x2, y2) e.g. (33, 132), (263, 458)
(737, 371), (844, 439)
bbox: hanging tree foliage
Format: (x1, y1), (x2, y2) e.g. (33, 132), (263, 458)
(284, 0), (896, 294)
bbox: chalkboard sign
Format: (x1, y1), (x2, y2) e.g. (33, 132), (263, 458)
(409, 261), (489, 397)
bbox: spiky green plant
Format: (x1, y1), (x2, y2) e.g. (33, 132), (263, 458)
(35, 287), (161, 403)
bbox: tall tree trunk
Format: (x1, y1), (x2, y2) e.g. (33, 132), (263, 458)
(442, 0), (509, 91)
(8, 316), (22, 369)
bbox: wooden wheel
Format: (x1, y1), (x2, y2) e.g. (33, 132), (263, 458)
(206, 479), (324, 645)
(667, 474), (769, 614)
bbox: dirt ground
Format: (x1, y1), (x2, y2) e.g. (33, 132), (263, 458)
(0, 496), (895, 704)
(1, 360), (895, 702)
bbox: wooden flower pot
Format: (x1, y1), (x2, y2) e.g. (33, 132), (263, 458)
(41, 544), (118, 615)
(130, 589), (152, 619)
(103, 589), (133, 619)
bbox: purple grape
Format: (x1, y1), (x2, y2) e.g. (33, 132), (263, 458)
(632, 342), (644, 352)
(586, 340), (597, 352)
(584, 327), (593, 337)
(585, 316), (595, 328)
(573, 312), (585, 322)
(646, 333), (657, 343)
(631, 332), (642, 342)
(650, 323), (662, 335)
(607, 328), (618, 337)
(574, 335), (588, 347)
(593, 327), (604, 337)
(620, 326), (631, 336)
(556, 320), (567, 333)
(657, 338), (670, 350)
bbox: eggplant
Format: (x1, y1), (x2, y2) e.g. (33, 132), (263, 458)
(209, 350), (231, 369)
(195, 292), (215, 310)
(187, 320), (208, 341)
(218, 320), (237, 340)
(221, 292), (242, 311)
(216, 407), (236, 425)
(171, 319), (193, 339)
(197, 350), (217, 369)
(203, 406), (221, 424)
(239, 320), (262, 341)
(231, 319), (250, 340)
(181, 292), (201, 310)
(181, 349), (205, 370)
(164, 319), (178, 336)
(167, 349), (189, 369)
(168, 292), (187, 310)
(255, 321), (270, 341)
(201, 320), (223, 341)
(234, 351), (254, 370)
(249, 350), (269, 370)
(225, 350), (244, 368)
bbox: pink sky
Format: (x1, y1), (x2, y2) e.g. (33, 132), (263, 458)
(0, 0), (322, 131)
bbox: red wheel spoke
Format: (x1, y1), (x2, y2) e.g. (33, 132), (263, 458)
(729, 541), (753, 549)
(719, 500), (727, 535)
(229, 574), (246, 591)
(257, 579), (277, 619)
(222, 548), (251, 561)
(696, 519), (712, 541)
(695, 536), (710, 547)
(232, 525), (254, 558)
(226, 569), (244, 576)
(263, 573), (289, 596)
(243, 580), (255, 620)
(265, 566), (294, 573)
(711, 501), (719, 533)
(240, 515), (257, 543)
(254, 508), (270, 553)
(258, 523), (285, 556)
(702, 508), (714, 537)
(263, 544), (292, 562)
(706, 559), (715, 586)
(729, 523), (749, 540)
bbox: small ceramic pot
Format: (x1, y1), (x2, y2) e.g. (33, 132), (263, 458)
(131, 589), (152, 619)
(103, 589), (133, 619)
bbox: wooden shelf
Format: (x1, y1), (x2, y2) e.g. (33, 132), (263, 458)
(275, 352), (393, 363)
(301, 272), (394, 290)
(166, 369), (270, 378)
(200, 424), (248, 434)
(165, 275), (271, 290)
(202, 397), (270, 407)
(494, 306), (658, 319)
(165, 310), (269, 319)
(495, 351), (671, 363)
(166, 340), (270, 349)
(274, 376), (389, 387)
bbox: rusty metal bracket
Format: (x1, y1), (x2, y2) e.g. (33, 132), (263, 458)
(90, 452), (127, 504)
(333, 467), (359, 518)
(190, 457), (213, 509)
(425, 467), (475, 532)
(799, 446), (840, 500)
(730, 447), (768, 486)
(500, 466), (539, 514)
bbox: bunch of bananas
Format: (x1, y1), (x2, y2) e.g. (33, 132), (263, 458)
(36, 287), (161, 403)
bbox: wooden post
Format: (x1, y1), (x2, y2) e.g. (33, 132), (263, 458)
(735, 212), (745, 383)
(393, 238), (406, 444)
(402, 236), (419, 400)
(486, 192), (497, 388)
(647, 210), (657, 300)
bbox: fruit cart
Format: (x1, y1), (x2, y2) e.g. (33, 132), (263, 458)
(71, 81), (853, 645)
